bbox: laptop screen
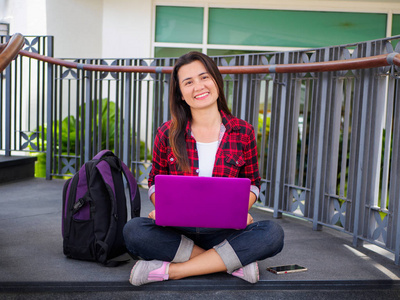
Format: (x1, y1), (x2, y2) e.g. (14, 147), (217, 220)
(154, 175), (250, 229)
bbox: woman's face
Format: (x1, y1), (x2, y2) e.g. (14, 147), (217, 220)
(177, 60), (219, 112)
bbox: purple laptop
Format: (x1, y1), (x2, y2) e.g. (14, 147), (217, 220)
(154, 175), (250, 229)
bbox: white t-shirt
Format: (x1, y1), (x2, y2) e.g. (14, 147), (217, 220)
(196, 141), (219, 177)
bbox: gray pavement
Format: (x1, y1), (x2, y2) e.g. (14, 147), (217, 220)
(1, 178), (400, 299)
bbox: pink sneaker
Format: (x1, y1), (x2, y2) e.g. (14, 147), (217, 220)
(129, 260), (170, 286)
(231, 262), (259, 284)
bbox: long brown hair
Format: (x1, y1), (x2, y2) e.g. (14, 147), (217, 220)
(169, 51), (231, 172)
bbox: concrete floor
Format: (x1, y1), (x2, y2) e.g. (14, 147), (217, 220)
(1, 178), (400, 299)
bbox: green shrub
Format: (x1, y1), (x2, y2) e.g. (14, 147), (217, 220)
(30, 99), (149, 177)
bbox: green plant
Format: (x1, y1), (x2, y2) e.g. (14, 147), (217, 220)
(30, 99), (150, 177)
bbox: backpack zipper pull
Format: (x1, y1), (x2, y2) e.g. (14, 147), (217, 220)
(72, 198), (86, 214)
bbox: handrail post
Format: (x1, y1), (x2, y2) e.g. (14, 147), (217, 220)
(45, 37), (54, 180)
(1, 33), (25, 156)
(239, 55), (249, 121)
(396, 201), (400, 265)
(123, 60), (132, 167)
(311, 49), (330, 231)
(352, 46), (371, 248)
(272, 53), (289, 219)
(4, 55), (11, 156)
(162, 59), (171, 124)
(394, 83), (400, 265)
(394, 84), (400, 265)
(84, 65), (92, 163)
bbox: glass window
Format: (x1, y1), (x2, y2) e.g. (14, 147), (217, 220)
(155, 47), (202, 58)
(208, 8), (387, 48)
(207, 49), (266, 56)
(0, 23), (9, 35)
(155, 6), (204, 44)
(392, 14), (400, 36)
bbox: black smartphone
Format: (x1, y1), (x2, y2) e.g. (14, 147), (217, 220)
(266, 264), (307, 274)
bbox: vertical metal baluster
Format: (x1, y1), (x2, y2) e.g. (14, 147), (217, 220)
(352, 43), (371, 248)
(272, 52), (288, 219)
(393, 80), (400, 265)
(45, 37), (53, 179)
(123, 59), (132, 166)
(84, 63), (92, 163)
(312, 48), (330, 231)
(4, 36), (11, 156)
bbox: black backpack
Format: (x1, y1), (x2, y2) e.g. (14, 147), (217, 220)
(62, 150), (141, 266)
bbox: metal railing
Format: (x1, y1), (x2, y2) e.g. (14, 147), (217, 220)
(1, 34), (400, 265)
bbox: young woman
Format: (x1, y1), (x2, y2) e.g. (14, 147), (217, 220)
(123, 52), (284, 286)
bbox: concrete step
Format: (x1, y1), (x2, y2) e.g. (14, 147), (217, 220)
(0, 155), (37, 183)
(1, 280), (400, 299)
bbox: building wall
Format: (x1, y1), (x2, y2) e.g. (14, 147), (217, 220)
(0, 0), (103, 58)
(46, 0), (103, 58)
(2, 0), (47, 36)
(1, 0), (152, 58)
(102, 0), (152, 58)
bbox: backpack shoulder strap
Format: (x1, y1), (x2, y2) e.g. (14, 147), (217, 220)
(71, 163), (91, 220)
(121, 162), (141, 218)
(94, 159), (120, 265)
(95, 159), (117, 203)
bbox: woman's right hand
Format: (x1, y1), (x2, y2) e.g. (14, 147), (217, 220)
(148, 210), (156, 220)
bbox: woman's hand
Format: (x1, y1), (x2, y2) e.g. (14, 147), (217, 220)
(247, 213), (254, 225)
(148, 210), (156, 220)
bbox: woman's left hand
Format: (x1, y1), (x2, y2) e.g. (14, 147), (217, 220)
(247, 213), (254, 225)
(148, 210), (156, 220)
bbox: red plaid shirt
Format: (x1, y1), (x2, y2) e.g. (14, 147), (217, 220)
(148, 110), (261, 194)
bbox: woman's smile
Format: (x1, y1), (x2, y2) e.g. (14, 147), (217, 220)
(194, 92), (210, 100)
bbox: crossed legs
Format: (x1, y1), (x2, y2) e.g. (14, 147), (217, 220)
(123, 217), (284, 285)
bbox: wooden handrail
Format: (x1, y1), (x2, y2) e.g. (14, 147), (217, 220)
(0, 33), (25, 73)
(219, 53), (399, 74)
(17, 49), (400, 74)
(1, 35), (400, 74)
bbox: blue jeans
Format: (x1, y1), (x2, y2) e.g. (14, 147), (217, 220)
(123, 217), (284, 273)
